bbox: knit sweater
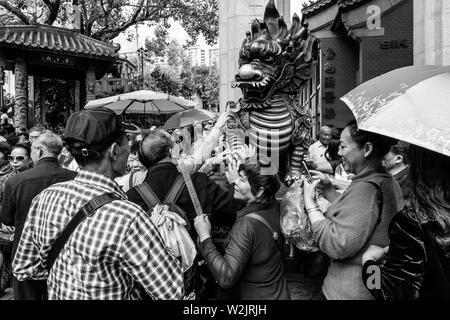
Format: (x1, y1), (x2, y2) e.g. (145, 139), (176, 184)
(312, 166), (404, 300)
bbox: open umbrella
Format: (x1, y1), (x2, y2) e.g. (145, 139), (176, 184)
(341, 65), (450, 156)
(162, 109), (216, 130)
(84, 90), (196, 115)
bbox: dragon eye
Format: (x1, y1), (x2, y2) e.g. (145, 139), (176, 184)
(264, 56), (274, 63)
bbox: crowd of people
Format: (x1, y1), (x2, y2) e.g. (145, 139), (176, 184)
(0, 105), (448, 300)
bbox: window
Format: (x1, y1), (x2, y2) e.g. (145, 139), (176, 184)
(201, 50), (206, 66)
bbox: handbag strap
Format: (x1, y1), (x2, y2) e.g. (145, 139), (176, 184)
(366, 181), (383, 226)
(178, 164), (204, 217)
(46, 192), (120, 271)
(246, 213), (282, 252)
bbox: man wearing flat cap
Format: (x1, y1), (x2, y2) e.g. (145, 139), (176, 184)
(12, 107), (184, 300)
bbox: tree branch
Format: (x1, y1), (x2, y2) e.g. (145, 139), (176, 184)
(90, 0), (146, 41)
(0, 0), (31, 24)
(99, 0), (110, 30)
(42, 0), (61, 25)
(79, 0), (90, 35)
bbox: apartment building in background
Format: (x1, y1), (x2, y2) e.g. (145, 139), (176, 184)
(187, 44), (219, 67)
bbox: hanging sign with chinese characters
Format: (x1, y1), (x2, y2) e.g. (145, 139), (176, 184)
(322, 47), (337, 120)
(41, 54), (75, 66)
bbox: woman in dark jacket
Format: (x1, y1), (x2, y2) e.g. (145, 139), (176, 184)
(194, 160), (290, 300)
(362, 144), (450, 300)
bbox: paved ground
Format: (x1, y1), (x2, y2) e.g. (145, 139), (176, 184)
(0, 271), (320, 301)
(0, 288), (12, 300)
(287, 272), (322, 300)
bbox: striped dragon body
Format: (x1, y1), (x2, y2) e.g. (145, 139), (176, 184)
(225, 94), (309, 180)
(247, 96), (293, 157)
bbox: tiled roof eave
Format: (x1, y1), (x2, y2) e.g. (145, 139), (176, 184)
(337, 0), (367, 9)
(301, 0), (336, 16)
(302, 0), (371, 17)
(0, 25), (118, 60)
(0, 41), (117, 61)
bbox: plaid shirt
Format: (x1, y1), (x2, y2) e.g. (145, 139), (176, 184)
(13, 170), (184, 300)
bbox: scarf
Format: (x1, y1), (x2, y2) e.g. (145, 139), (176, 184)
(0, 162), (13, 176)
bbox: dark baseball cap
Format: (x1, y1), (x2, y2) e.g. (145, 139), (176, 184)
(64, 107), (140, 155)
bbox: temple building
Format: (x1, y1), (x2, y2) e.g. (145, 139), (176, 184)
(0, 23), (121, 129)
(301, 0), (414, 130)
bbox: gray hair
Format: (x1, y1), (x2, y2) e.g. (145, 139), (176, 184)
(29, 125), (46, 134)
(320, 126), (331, 133)
(34, 132), (64, 156)
(141, 129), (174, 167)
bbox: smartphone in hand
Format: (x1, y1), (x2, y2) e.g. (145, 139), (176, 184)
(301, 160), (314, 184)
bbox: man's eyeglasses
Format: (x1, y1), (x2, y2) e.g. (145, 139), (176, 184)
(8, 155), (27, 162)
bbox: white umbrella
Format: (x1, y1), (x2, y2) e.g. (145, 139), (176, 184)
(341, 65), (450, 157)
(163, 109), (216, 130)
(84, 90), (196, 115)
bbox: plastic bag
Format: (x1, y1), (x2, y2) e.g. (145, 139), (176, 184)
(280, 180), (319, 252)
(150, 204), (197, 272)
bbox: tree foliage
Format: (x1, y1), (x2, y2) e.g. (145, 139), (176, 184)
(145, 25), (169, 57)
(150, 67), (180, 96)
(147, 38), (218, 110)
(151, 67), (218, 110)
(0, 0), (219, 44)
(190, 65), (219, 109)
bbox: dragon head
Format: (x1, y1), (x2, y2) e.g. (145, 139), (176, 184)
(233, 0), (318, 108)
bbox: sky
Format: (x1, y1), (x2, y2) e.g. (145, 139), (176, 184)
(115, 0), (309, 56)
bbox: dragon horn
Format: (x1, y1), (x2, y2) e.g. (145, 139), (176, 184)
(290, 13), (302, 36)
(259, 21), (273, 40)
(251, 18), (261, 41)
(278, 17), (288, 38)
(276, 17), (289, 47)
(264, 0), (281, 39)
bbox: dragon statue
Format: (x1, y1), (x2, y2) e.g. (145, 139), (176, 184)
(226, 0), (319, 185)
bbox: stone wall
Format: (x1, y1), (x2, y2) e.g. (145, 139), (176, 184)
(218, 0), (291, 112)
(414, 0), (450, 66)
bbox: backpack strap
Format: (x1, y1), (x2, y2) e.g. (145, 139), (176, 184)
(246, 213), (282, 253)
(164, 175), (192, 232)
(135, 182), (161, 210)
(164, 175), (185, 203)
(128, 171), (135, 190)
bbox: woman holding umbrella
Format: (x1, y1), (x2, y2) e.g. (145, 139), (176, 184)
(362, 145), (450, 300)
